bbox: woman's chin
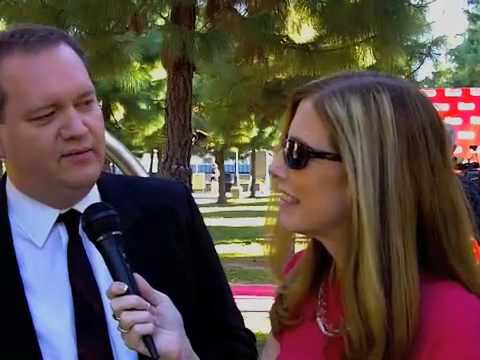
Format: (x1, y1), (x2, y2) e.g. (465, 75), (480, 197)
(279, 213), (301, 233)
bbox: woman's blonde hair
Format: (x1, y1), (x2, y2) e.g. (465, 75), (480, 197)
(269, 72), (480, 359)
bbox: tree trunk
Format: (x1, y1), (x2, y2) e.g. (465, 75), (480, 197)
(156, 146), (163, 174)
(215, 147), (227, 204)
(148, 149), (154, 174)
(249, 147), (257, 198)
(101, 98), (112, 123)
(234, 149), (240, 186)
(159, 3), (196, 188)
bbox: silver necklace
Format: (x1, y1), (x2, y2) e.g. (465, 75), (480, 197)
(315, 282), (344, 337)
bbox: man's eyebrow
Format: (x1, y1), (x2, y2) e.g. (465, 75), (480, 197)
(76, 89), (97, 99)
(25, 103), (57, 117)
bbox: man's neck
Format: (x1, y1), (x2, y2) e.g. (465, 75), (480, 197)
(7, 176), (93, 210)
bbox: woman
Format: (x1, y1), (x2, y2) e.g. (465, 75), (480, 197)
(263, 72), (480, 359)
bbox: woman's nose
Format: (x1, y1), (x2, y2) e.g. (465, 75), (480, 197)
(269, 151), (287, 179)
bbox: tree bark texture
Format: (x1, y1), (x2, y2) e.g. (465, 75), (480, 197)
(215, 147), (227, 204)
(148, 149), (154, 174)
(159, 3), (196, 188)
(249, 147), (257, 198)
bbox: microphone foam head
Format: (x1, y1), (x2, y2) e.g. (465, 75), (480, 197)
(81, 202), (121, 242)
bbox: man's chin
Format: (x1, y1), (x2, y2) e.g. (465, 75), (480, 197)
(62, 169), (101, 190)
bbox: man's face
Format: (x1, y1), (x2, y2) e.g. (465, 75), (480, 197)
(0, 44), (105, 207)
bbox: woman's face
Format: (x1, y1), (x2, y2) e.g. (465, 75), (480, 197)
(270, 98), (351, 249)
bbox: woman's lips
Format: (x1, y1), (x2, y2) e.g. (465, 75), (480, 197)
(279, 191), (299, 205)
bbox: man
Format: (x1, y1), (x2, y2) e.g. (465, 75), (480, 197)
(0, 24), (257, 359)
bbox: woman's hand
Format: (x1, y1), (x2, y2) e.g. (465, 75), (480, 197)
(107, 273), (199, 360)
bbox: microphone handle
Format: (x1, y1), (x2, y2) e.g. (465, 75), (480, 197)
(97, 234), (159, 359)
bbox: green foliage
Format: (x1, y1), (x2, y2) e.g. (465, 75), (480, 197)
(194, 0), (435, 160)
(289, 0), (439, 75)
(423, 3), (479, 87)
(0, 0), (435, 172)
(223, 266), (273, 284)
(0, 1), (168, 154)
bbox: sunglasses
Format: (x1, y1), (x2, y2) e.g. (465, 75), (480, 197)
(282, 138), (342, 170)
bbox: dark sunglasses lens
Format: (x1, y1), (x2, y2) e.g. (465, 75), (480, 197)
(284, 140), (308, 169)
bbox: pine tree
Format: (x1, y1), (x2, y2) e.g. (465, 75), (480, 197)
(0, 0), (437, 191)
(194, 0), (436, 202)
(422, 2), (479, 87)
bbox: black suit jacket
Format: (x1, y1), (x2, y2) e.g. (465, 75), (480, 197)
(0, 173), (257, 359)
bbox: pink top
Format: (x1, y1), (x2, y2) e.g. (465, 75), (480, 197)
(276, 254), (480, 359)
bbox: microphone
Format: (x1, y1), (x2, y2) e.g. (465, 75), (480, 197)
(81, 202), (159, 360)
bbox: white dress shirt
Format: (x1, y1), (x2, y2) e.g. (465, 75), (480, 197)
(6, 177), (138, 360)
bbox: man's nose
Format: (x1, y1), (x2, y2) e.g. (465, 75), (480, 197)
(61, 108), (89, 139)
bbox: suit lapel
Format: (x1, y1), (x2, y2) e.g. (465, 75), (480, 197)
(96, 173), (146, 270)
(0, 176), (42, 358)
(97, 173), (142, 232)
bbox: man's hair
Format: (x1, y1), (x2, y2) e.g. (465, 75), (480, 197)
(0, 24), (87, 120)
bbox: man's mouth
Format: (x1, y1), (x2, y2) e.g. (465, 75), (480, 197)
(62, 148), (92, 157)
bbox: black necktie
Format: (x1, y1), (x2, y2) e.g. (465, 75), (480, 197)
(57, 209), (114, 360)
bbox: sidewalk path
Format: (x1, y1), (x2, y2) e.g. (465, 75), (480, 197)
(231, 284), (275, 334)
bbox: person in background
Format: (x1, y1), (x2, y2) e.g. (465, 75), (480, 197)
(209, 163), (220, 194)
(0, 24), (257, 359)
(261, 72), (480, 359)
(445, 123), (480, 235)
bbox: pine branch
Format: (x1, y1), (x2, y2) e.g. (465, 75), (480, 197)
(407, 1), (435, 10)
(407, 54), (429, 78)
(282, 34), (377, 54)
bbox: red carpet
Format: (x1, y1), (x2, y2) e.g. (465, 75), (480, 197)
(231, 284), (276, 297)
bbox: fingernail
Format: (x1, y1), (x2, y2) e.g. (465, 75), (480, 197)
(121, 284), (129, 293)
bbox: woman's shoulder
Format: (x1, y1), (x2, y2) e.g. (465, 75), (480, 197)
(420, 275), (480, 313)
(283, 250), (305, 274)
(415, 275), (480, 357)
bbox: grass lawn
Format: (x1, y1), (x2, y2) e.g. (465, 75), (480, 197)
(209, 226), (265, 243)
(197, 195), (272, 284)
(225, 267), (273, 284)
(220, 252), (273, 283)
(196, 195), (274, 346)
(198, 195), (306, 284)
(199, 199), (272, 208)
(202, 210), (268, 219)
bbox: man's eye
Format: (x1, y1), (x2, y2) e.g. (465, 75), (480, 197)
(31, 111), (55, 121)
(78, 99), (97, 108)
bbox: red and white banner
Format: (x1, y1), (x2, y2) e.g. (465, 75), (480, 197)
(422, 88), (480, 160)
